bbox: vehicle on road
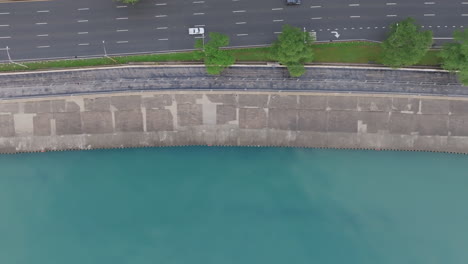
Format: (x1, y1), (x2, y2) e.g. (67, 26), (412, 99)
(286, 0), (301, 5)
(189, 27), (205, 35)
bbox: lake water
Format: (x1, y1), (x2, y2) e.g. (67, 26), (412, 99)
(1, 147), (467, 264)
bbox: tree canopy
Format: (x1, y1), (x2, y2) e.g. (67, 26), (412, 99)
(271, 25), (314, 77)
(195, 32), (235, 75)
(116, 0), (139, 4)
(381, 18), (433, 68)
(439, 29), (468, 85)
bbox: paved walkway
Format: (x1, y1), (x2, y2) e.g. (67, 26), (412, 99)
(0, 65), (463, 99)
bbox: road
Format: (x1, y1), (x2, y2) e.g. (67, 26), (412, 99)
(0, 0), (467, 62)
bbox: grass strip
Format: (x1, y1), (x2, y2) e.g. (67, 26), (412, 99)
(0, 42), (442, 73)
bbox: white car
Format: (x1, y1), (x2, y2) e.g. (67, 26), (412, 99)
(188, 27), (205, 35)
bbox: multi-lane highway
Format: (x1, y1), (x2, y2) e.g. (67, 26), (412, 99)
(0, 0), (467, 62)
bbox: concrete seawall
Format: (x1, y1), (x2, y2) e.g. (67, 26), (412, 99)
(0, 90), (468, 154)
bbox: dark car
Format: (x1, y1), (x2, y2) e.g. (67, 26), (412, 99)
(286, 0), (301, 5)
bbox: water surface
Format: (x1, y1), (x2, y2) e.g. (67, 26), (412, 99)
(0, 147), (467, 264)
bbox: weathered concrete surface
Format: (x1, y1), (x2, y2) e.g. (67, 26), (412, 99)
(0, 90), (468, 154)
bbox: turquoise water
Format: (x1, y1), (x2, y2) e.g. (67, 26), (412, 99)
(0, 147), (467, 264)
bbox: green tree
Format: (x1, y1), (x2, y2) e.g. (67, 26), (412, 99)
(195, 32), (235, 75)
(116, 0), (139, 4)
(381, 18), (433, 68)
(439, 29), (468, 85)
(271, 25), (314, 77)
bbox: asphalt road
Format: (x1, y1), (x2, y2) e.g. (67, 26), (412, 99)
(0, 0), (467, 62)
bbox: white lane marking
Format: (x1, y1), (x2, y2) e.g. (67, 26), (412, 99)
(386, 3), (397, 5)
(116, 41), (128, 44)
(272, 8), (283, 10)
(0, 12), (10, 15)
(116, 6), (127, 8)
(192, 1), (204, 3)
(37, 10), (50, 13)
(350, 16), (360, 18)
(193, 13), (205, 15)
(233, 10), (246, 13)
(77, 20), (88, 22)
(462, 2), (468, 4)
(78, 43), (89, 46)
(236, 22), (247, 24)
(237, 33), (248, 36)
(37, 34), (49, 37)
(311, 17), (322, 20)
(0, 36), (11, 39)
(424, 14), (435, 16)
(462, 14), (468, 16)
(424, 2), (435, 4)
(158, 38), (169, 41)
(194, 24), (205, 27)
(274, 32), (282, 34)
(0, 24), (9, 27)
(156, 27), (168, 29)
(349, 4), (360, 6)
(273, 19), (283, 22)
(156, 3), (167, 5)
(386, 14), (397, 17)
(310, 5), (322, 8)
(433, 37), (454, 39)
(78, 8), (90, 11)
(116, 29), (129, 32)
(78, 32), (88, 34)
(35, 22), (48, 25)
(37, 46), (50, 48)
(116, 17), (128, 20)
(155, 15), (167, 17)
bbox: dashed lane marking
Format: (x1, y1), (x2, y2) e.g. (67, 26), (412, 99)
(116, 41), (128, 44)
(77, 8), (89, 11)
(116, 29), (129, 32)
(78, 32), (88, 34)
(35, 22), (48, 25)
(78, 43), (89, 46)
(236, 22), (247, 24)
(37, 46), (50, 48)
(37, 10), (49, 13)
(116, 17), (128, 20)
(237, 33), (248, 36)
(0, 36), (11, 39)
(155, 15), (167, 17)
(37, 34), (48, 37)
(156, 27), (168, 29)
